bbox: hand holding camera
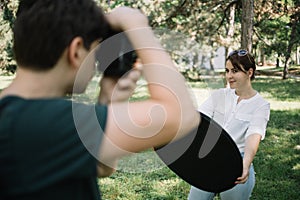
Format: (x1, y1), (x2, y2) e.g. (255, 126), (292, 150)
(96, 7), (148, 78)
(96, 29), (137, 78)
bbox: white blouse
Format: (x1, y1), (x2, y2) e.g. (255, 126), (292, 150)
(199, 88), (270, 152)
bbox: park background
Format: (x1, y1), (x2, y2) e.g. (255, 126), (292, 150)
(0, 0), (299, 199)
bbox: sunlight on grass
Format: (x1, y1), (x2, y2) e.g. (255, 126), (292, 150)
(292, 163), (300, 174)
(1, 71), (298, 199)
(99, 109), (299, 200)
(151, 178), (188, 199)
(116, 150), (166, 173)
(252, 109), (300, 199)
(252, 77), (300, 102)
(95, 77), (300, 200)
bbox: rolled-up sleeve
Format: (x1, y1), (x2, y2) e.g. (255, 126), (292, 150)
(246, 102), (270, 140)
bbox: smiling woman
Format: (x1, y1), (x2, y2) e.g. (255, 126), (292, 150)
(226, 49), (256, 79)
(188, 50), (270, 200)
(225, 50), (257, 101)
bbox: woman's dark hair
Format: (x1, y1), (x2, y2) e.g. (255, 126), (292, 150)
(226, 50), (256, 80)
(13, 0), (110, 70)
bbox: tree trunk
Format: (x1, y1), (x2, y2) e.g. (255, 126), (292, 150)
(224, 3), (236, 64)
(228, 3), (236, 38)
(260, 48), (265, 66)
(210, 52), (215, 71)
(283, 12), (299, 79)
(241, 0), (254, 52)
(297, 47), (300, 65)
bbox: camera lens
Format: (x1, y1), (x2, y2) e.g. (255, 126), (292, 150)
(96, 28), (137, 77)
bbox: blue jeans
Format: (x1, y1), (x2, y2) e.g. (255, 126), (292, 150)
(188, 164), (255, 200)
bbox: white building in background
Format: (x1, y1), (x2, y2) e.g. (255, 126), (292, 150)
(213, 47), (226, 69)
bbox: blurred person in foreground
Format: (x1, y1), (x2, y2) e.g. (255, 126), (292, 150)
(0, 0), (200, 199)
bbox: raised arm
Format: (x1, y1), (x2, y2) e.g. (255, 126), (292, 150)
(97, 67), (141, 177)
(98, 7), (200, 170)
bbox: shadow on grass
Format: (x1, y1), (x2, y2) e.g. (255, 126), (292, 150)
(100, 109), (299, 200)
(253, 110), (300, 200)
(252, 77), (300, 102)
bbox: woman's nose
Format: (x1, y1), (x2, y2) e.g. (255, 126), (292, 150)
(226, 71), (232, 78)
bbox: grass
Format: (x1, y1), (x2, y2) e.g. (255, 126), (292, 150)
(0, 71), (299, 199)
(98, 109), (300, 200)
(252, 77), (300, 102)
(98, 75), (300, 200)
(252, 109), (300, 200)
(99, 167), (191, 200)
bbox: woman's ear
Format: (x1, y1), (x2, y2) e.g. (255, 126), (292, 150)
(248, 68), (254, 79)
(68, 37), (87, 69)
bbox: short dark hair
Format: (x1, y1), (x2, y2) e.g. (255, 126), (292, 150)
(226, 50), (256, 80)
(13, 0), (109, 70)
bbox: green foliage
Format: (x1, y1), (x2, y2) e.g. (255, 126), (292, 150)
(3, 2), (15, 28)
(254, 0), (300, 63)
(0, 0), (18, 73)
(0, 0), (299, 76)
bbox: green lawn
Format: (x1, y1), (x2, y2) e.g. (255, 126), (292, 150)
(99, 76), (300, 200)
(99, 109), (300, 200)
(253, 109), (300, 200)
(0, 73), (299, 199)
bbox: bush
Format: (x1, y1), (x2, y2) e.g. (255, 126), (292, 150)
(0, 0), (18, 73)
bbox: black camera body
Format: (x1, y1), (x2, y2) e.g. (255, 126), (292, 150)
(96, 28), (137, 78)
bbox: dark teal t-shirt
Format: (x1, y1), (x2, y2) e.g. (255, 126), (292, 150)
(0, 96), (107, 200)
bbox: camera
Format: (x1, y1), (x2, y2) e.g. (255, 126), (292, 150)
(96, 28), (137, 78)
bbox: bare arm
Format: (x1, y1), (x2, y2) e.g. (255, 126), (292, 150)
(97, 70), (141, 177)
(235, 134), (261, 184)
(98, 7), (200, 169)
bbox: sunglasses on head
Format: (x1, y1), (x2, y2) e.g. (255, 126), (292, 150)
(228, 49), (248, 57)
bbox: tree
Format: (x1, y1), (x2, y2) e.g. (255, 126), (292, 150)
(253, 0), (300, 78)
(241, 0), (254, 52)
(283, 1), (300, 79)
(1, 0), (298, 79)
(0, 0), (17, 73)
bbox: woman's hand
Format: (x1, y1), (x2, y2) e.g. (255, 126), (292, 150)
(235, 165), (249, 184)
(235, 134), (262, 184)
